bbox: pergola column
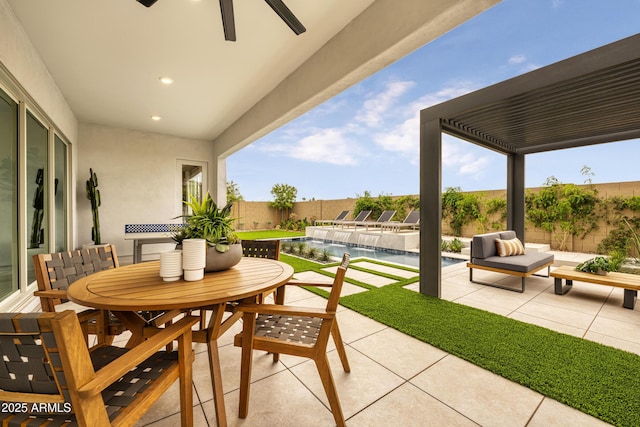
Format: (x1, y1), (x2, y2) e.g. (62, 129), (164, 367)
(507, 153), (526, 241)
(419, 118), (442, 298)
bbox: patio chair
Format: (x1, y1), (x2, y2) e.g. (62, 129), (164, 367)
(33, 245), (175, 348)
(234, 253), (351, 427)
(314, 210), (350, 227)
(0, 310), (198, 426)
(237, 239), (284, 358)
(33, 245), (127, 347)
(241, 239), (281, 260)
(242, 239), (281, 305)
(334, 210), (371, 228)
(382, 209), (420, 232)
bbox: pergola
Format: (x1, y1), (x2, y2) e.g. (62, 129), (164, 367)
(419, 33), (640, 297)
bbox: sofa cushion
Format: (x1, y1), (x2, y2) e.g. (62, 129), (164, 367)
(472, 231), (519, 259)
(496, 238), (525, 257)
(473, 252), (554, 273)
(499, 231), (517, 240)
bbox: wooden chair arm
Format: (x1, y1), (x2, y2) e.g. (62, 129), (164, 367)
(78, 315), (199, 397)
(287, 280), (333, 288)
(34, 289), (68, 299)
(236, 303), (333, 319)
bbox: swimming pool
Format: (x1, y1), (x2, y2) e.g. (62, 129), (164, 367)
(281, 237), (463, 269)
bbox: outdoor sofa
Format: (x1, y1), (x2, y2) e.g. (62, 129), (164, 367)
(467, 230), (554, 293)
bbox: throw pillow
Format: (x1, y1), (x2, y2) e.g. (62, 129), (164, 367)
(495, 238), (525, 257)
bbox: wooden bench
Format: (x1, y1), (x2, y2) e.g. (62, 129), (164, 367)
(551, 265), (640, 309)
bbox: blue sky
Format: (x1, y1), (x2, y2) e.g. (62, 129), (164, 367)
(227, 0), (640, 201)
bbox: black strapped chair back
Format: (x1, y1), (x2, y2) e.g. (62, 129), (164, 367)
(241, 239), (281, 260)
(33, 245), (125, 346)
(0, 311), (197, 426)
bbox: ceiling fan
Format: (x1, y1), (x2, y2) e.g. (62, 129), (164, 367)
(136, 0), (306, 42)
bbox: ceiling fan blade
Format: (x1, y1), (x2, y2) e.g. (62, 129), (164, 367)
(136, 0), (158, 7)
(219, 0), (236, 41)
(264, 0), (306, 35)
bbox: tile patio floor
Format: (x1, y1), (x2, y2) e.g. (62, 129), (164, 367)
(133, 250), (636, 426)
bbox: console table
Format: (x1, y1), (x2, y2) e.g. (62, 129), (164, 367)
(124, 224), (183, 263)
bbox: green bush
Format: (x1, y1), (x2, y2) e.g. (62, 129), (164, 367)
(448, 238), (464, 253)
(525, 179), (600, 251)
(442, 187), (482, 236)
(354, 191), (396, 220)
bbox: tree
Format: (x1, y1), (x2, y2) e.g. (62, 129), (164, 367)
(226, 181), (243, 204)
(525, 176), (600, 251)
(270, 183), (297, 223)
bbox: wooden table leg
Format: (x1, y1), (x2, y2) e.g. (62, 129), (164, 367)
(205, 303), (228, 427)
(239, 310), (256, 418)
(113, 311), (148, 348)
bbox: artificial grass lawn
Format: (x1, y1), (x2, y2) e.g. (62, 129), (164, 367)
(280, 255), (640, 427)
(236, 230), (305, 240)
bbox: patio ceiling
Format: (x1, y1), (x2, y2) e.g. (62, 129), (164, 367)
(421, 33), (640, 155)
(6, 0), (499, 152)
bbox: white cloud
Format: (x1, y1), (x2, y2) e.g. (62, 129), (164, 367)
(261, 128), (359, 166)
(373, 115), (419, 159)
(356, 80), (416, 127)
(408, 81), (479, 112)
(508, 54), (527, 65)
(371, 81), (480, 162)
(442, 135), (492, 178)
(507, 54), (540, 73)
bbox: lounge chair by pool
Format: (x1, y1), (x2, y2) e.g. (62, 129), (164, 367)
(314, 210), (350, 227)
(381, 209), (420, 232)
(335, 210), (371, 228)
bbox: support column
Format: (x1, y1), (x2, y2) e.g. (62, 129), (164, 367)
(419, 118), (442, 298)
(212, 157), (227, 207)
(507, 153), (525, 241)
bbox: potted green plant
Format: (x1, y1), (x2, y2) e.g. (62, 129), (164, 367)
(173, 192), (242, 272)
(575, 256), (613, 275)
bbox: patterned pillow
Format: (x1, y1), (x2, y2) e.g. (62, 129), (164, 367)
(495, 238), (525, 257)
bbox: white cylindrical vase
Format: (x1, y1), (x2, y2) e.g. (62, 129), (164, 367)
(182, 238), (206, 281)
(183, 268), (205, 281)
(160, 250), (182, 281)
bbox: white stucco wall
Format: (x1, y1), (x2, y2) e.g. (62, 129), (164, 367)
(0, 0), (78, 143)
(77, 124), (215, 262)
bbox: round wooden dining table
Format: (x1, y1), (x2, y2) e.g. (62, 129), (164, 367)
(68, 257), (294, 427)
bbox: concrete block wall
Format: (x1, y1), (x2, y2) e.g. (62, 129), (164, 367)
(232, 198), (362, 230)
(232, 181), (640, 254)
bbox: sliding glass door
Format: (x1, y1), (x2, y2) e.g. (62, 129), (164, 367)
(0, 89), (18, 300)
(26, 112), (49, 284)
(54, 135), (67, 252)
(0, 85), (69, 305)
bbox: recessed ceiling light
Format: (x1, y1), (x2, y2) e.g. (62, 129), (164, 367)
(151, 115), (161, 121)
(159, 76), (173, 85)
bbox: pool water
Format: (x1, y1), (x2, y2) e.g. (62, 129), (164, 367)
(281, 238), (463, 269)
